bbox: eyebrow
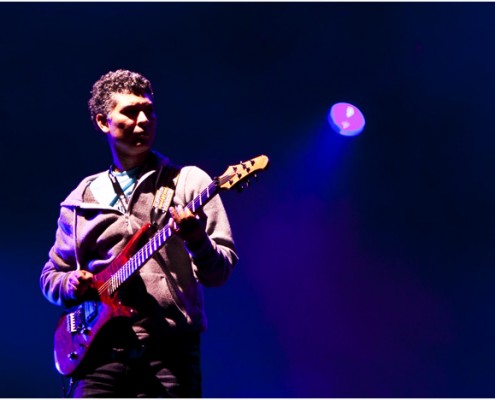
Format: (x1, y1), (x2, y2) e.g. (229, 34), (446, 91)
(120, 103), (154, 112)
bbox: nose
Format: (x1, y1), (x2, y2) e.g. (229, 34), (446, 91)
(137, 111), (150, 126)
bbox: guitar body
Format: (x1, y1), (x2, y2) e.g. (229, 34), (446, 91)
(53, 223), (152, 376)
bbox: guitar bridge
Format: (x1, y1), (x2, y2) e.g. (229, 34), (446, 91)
(66, 301), (98, 333)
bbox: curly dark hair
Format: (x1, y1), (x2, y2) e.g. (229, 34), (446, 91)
(88, 69), (155, 130)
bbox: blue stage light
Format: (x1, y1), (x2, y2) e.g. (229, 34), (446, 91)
(328, 102), (365, 136)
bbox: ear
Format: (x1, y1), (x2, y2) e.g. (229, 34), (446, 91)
(96, 113), (110, 133)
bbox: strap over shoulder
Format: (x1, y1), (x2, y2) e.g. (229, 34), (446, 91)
(150, 164), (181, 227)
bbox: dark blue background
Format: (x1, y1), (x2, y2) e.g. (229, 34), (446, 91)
(2, 2), (495, 397)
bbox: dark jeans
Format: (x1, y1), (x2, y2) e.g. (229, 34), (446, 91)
(68, 329), (201, 398)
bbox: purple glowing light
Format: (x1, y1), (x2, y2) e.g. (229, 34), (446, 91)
(328, 102), (366, 137)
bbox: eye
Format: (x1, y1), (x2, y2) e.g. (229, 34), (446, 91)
(122, 105), (155, 120)
(122, 107), (139, 119)
(143, 106), (155, 119)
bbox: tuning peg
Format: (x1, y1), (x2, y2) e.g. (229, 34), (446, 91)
(240, 161), (251, 172)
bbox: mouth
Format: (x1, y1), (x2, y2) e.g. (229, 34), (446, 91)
(133, 133), (150, 146)
(135, 129), (148, 136)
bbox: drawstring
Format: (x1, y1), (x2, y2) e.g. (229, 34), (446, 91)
(73, 207), (81, 271)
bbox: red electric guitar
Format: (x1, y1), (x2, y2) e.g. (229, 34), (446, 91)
(53, 155), (269, 376)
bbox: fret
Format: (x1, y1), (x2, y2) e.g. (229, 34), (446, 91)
(128, 260), (133, 277)
(128, 258), (135, 276)
(110, 276), (116, 294)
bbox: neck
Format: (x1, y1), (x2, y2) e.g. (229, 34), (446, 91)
(112, 151), (151, 172)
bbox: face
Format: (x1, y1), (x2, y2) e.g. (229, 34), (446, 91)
(96, 92), (157, 160)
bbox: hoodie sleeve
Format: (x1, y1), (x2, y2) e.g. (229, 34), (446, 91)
(177, 166), (239, 287)
(40, 204), (80, 308)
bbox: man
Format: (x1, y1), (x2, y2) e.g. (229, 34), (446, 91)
(40, 69), (238, 397)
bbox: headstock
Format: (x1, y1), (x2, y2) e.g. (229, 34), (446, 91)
(217, 155), (270, 191)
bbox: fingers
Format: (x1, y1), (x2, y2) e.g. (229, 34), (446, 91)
(67, 270), (94, 300)
(169, 205), (200, 231)
(169, 205), (195, 221)
(168, 205), (207, 245)
(77, 270), (94, 282)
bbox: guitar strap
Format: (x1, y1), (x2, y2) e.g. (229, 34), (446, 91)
(150, 164), (181, 228)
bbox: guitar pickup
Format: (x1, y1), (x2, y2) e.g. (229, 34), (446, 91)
(84, 301), (97, 322)
(66, 301), (98, 333)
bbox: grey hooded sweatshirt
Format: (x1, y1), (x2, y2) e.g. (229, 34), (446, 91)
(40, 151), (238, 341)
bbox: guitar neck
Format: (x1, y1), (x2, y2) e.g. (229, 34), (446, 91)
(104, 179), (221, 296)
